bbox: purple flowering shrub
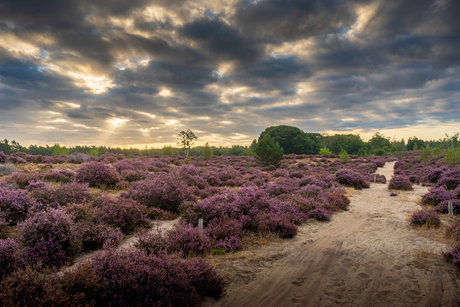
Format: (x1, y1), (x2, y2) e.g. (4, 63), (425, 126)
(410, 209), (441, 228)
(308, 207), (332, 221)
(0, 151), (7, 164)
(5, 172), (43, 189)
(54, 182), (91, 206)
(255, 212), (298, 238)
(95, 196), (149, 234)
(0, 186), (34, 225)
(0, 239), (20, 281)
(121, 173), (196, 212)
(43, 169), (75, 183)
(76, 162), (120, 188)
(435, 168), (460, 190)
(443, 243), (460, 269)
(18, 208), (81, 266)
(144, 207), (179, 220)
(421, 187), (455, 206)
(74, 221), (124, 250)
(388, 175), (413, 190)
(204, 216), (245, 251)
(335, 169), (370, 190)
(435, 199), (460, 215)
(88, 249), (226, 306)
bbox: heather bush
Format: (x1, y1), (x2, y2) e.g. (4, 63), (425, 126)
(0, 186), (34, 225)
(388, 175), (413, 190)
(0, 239), (20, 281)
(6, 156), (26, 164)
(255, 212), (298, 238)
(410, 209), (441, 228)
(308, 207), (332, 221)
(144, 207), (179, 220)
(18, 208), (81, 266)
(204, 216), (244, 251)
(74, 221), (124, 250)
(88, 249), (226, 306)
(76, 162), (120, 188)
(0, 151), (6, 164)
(95, 196), (149, 234)
(435, 199), (460, 215)
(54, 182), (91, 206)
(0, 263), (107, 307)
(165, 223), (212, 257)
(43, 169), (75, 183)
(21, 239), (68, 268)
(5, 172), (42, 189)
(66, 152), (89, 164)
(121, 173), (196, 212)
(421, 187), (456, 206)
(443, 242), (460, 269)
(335, 169), (370, 190)
(435, 168), (460, 190)
(0, 164), (15, 176)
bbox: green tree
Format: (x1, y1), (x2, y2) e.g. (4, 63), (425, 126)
(406, 137), (425, 151)
(255, 135), (283, 167)
(177, 129), (198, 157)
(51, 144), (70, 156)
(161, 145), (174, 156)
(339, 149), (349, 164)
(319, 148), (332, 155)
(202, 143), (213, 160)
(432, 147), (441, 156)
(369, 132), (391, 151)
(444, 148), (460, 165)
(357, 147), (368, 157)
(258, 125), (315, 154)
(420, 147), (432, 161)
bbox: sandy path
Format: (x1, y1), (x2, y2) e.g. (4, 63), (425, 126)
(212, 162), (460, 307)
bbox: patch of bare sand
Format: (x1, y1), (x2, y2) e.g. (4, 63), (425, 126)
(205, 162), (460, 307)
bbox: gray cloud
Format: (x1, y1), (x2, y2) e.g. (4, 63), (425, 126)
(0, 0), (459, 146)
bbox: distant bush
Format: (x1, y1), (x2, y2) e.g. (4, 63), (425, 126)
(319, 148), (332, 155)
(0, 151), (7, 164)
(121, 173), (196, 212)
(339, 149), (349, 164)
(0, 164), (15, 176)
(410, 209), (441, 228)
(76, 162), (120, 188)
(388, 175), (413, 190)
(43, 169), (75, 183)
(335, 169), (370, 190)
(5, 172), (42, 189)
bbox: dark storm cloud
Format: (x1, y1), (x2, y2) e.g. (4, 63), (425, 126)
(0, 0), (459, 146)
(234, 0), (357, 41)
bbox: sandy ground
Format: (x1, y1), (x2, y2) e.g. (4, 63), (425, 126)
(206, 162), (460, 307)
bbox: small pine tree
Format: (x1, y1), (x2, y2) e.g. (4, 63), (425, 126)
(432, 147), (441, 156)
(319, 148), (332, 155)
(339, 149), (349, 164)
(202, 142), (213, 161)
(413, 143), (419, 151)
(254, 135), (283, 167)
(51, 144), (70, 156)
(420, 147), (432, 161)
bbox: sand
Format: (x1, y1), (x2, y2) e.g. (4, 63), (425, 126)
(208, 162), (460, 307)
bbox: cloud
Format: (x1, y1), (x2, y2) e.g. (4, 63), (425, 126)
(0, 0), (459, 146)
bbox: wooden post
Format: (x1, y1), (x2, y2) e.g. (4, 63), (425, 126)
(448, 201), (453, 216)
(373, 174), (377, 183)
(198, 219), (203, 233)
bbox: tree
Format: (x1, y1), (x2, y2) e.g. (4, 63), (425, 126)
(406, 136), (425, 151)
(254, 135), (283, 167)
(51, 144), (70, 156)
(369, 132), (391, 151)
(202, 143), (213, 160)
(258, 125), (315, 154)
(161, 145), (174, 156)
(177, 129), (198, 157)
(339, 149), (349, 164)
(319, 148), (332, 155)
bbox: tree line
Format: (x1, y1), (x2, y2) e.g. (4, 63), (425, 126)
(0, 126), (458, 157)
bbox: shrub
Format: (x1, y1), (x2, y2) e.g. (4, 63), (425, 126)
(43, 169), (75, 183)
(164, 224), (212, 257)
(66, 153), (89, 164)
(388, 175), (413, 190)
(308, 207), (332, 221)
(255, 212), (298, 238)
(435, 199), (460, 215)
(0, 151), (7, 164)
(335, 169), (370, 190)
(444, 148), (460, 165)
(95, 196), (149, 234)
(0, 164), (15, 176)
(121, 173), (196, 212)
(435, 169), (460, 190)
(88, 249), (226, 306)
(443, 242), (460, 269)
(0, 187), (34, 225)
(421, 187), (456, 206)
(5, 172), (42, 189)
(74, 221), (123, 250)
(255, 135), (283, 167)
(0, 239), (20, 281)
(339, 149), (349, 164)
(18, 208), (81, 266)
(76, 162), (120, 188)
(410, 209), (441, 228)
(204, 216), (244, 252)
(446, 218), (460, 240)
(54, 182), (91, 206)
(319, 148), (332, 155)
(144, 207), (179, 220)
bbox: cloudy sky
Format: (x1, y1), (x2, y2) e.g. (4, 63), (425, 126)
(0, 0), (459, 148)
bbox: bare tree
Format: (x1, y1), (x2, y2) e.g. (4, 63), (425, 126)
(177, 129), (198, 157)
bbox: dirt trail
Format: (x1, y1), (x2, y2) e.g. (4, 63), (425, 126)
(212, 162), (460, 307)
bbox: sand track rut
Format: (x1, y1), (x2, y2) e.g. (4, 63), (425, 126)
(213, 162), (460, 307)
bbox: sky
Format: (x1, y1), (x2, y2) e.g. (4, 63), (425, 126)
(0, 0), (459, 148)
